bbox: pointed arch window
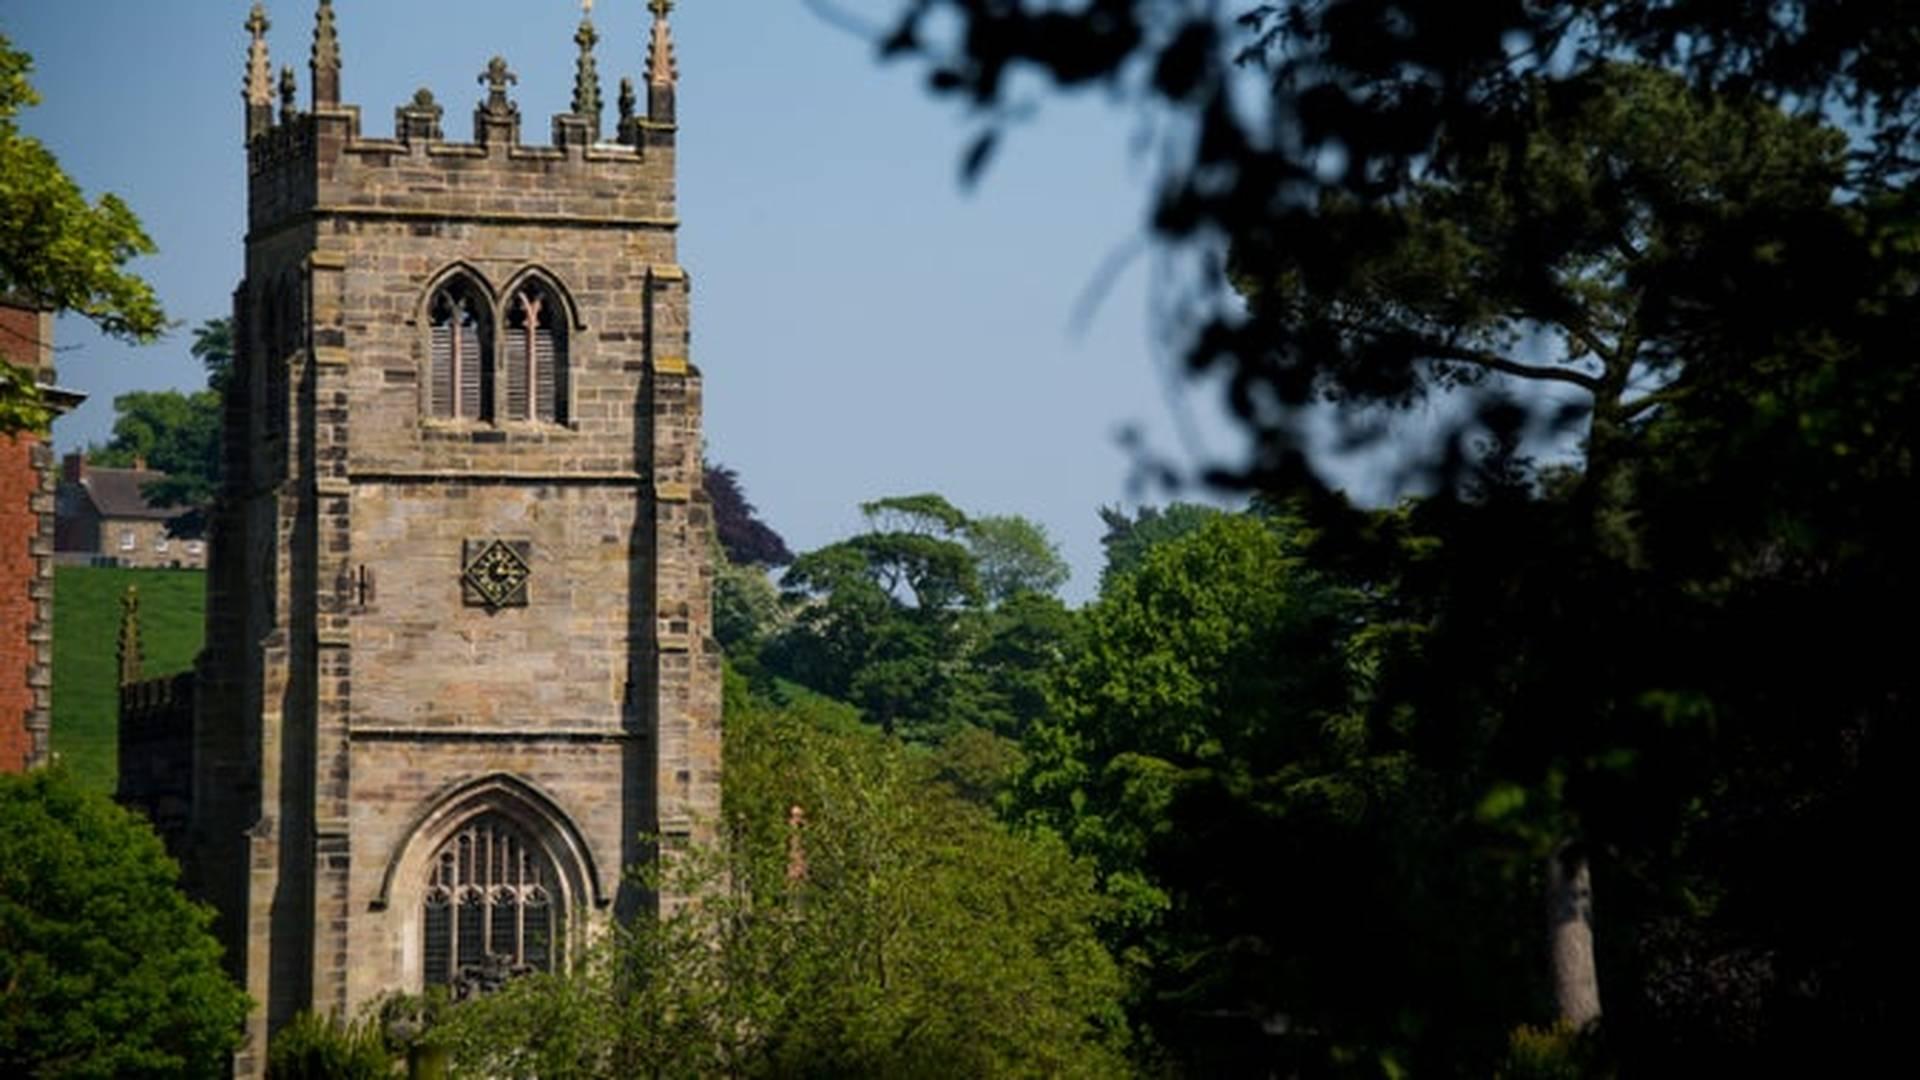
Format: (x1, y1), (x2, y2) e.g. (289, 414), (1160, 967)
(429, 280), (493, 421)
(420, 813), (561, 991)
(505, 282), (568, 423)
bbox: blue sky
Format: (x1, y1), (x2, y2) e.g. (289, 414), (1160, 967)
(5, 1), (1261, 602)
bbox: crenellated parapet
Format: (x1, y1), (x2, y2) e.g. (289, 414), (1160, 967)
(244, 1), (680, 238)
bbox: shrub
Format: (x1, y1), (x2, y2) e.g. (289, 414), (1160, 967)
(0, 767), (249, 1077)
(264, 1012), (390, 1080)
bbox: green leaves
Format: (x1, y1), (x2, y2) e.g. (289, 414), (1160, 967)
(433, 686), (1130, 1078)
(87, 388), (222, 508)
(0, 768), (250, 1077)
(967, 513), (1071, 603)
(0, 34), (166, 433)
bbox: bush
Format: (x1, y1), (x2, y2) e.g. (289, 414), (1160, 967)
(1500, 1022), (1611, 1080)
(264, 1012), (390, 1080)
(0, 767), (250, 1077)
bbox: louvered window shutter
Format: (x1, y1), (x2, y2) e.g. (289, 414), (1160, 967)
(430, 318), (454, 417)
(506, 313), (531, 421)
(457, 306), (484, 420)
(534, 322), (559, 422)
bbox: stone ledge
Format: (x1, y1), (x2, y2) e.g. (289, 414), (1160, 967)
(348, 727), (644, 744)
(348, 468), (645, 485)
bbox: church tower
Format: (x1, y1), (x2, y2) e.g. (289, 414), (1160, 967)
(193, 3), (719, 1069)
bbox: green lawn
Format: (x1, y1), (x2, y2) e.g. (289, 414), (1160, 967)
(52, 567), (205, 794)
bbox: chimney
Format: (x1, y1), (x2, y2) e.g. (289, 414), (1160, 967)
(62, 451), (85, 485)
(132, 454), (147, 471)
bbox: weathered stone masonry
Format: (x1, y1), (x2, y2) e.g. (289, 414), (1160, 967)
(169, 4), (720, 1072)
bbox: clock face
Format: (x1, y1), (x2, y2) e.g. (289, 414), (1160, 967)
(462, 539), (531, 609)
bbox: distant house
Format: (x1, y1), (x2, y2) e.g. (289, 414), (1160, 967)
(55, 453), (207, 569)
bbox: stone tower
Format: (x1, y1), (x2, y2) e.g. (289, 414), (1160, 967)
(192, 3), (719, 1069)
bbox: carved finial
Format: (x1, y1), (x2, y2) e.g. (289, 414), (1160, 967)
(311, 0), (340, 106)
(397, 86), (444, 144)
(117, 586), (143, 687)
(618, 77), (636, 123)
(480, 56), (519, 117)
(245, 5), (272, 105)
(572, 6), (603, 137)
(647, 0), (678, 89)
(245, 4), (274, 139)
(279, 65), (298, 123)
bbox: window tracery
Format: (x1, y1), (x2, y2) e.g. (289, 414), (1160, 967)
(420, 813), (560, 991)
(420, 268), (574, 426)
(428, 278), (493, 421)
(505, 281), (568, 423)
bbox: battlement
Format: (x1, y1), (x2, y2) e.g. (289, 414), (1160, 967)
(242, 1), (678, 235)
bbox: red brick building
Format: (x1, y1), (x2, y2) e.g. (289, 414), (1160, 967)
(1, 299), (83, 772)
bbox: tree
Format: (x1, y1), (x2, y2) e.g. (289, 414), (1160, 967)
(877, 3), (1917, 488)
(190, 317), (234, 395)
(704, 459), (793, 567)
(966, 513), (1069, 603)
(433, 677), (1130, 1077)
(0, 34), (165, 433)
(771, 494), (984, 740)
(878, 5), (1914, 1065)
(1095, 502), (1223, 594)
(712, 547), (787, 658)
(86, 388), (221, 508)
(0, 767), (250, 1076)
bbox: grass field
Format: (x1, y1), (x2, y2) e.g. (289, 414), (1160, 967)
(52, 566), (205, 794)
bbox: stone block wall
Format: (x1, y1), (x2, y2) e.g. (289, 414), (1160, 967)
(188, 15), (720, 1068)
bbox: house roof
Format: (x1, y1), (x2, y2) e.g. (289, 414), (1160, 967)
(73, 468), (193, 521)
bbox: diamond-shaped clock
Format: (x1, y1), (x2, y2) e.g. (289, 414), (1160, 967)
(461, 539), (531, 609)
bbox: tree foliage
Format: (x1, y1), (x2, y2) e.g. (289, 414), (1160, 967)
(770, 494), (984, 740)
(704, 460), (793, 568)
(1026, 510), (1546, 1072)
(768, 494), (1072, 746)
(189, 318), (234, 396)
(0, 34), (165, 433)
(433, 675), (1130, 1078)
(967, 513), (1070, 603)
(0, 768), (249, 1077)
(86, 388), (221, 508)
(1095, 502), (1224, 595)
(874, 2), (1911, 1069)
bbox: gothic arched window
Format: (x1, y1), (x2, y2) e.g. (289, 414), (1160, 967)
(420, 813), (561, 990)
(428, 280), (493, 421)
(504, 282), (568, 423)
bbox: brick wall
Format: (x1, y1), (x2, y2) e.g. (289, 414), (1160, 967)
(0, 432), (37, 772)
(1, 300), (56, 774)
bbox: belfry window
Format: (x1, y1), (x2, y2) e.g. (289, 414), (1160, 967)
(420, 813), (560, 991)
(505, 283), (567, 423)
(428, 281), (493, 420)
